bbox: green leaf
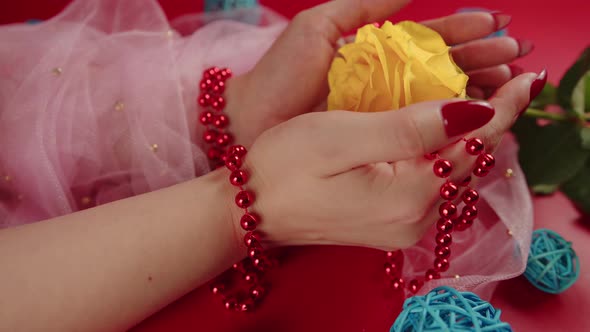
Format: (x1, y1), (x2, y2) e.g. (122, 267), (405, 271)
(512, 118), (590, 194)
(571, 70), (590, 115)
(531, 184), (560, 194)
(562, 161), (590, 214)
(581, 126), (590, 149)
(557, 46), (590, 113)
(530, 82), (557, 109)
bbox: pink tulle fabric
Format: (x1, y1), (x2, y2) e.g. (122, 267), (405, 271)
(0, 0), (286, 225)
(0, 0), (532, 299)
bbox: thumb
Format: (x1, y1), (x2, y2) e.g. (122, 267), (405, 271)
(311, 100), (495, 174)
(247, 0), (412, 116)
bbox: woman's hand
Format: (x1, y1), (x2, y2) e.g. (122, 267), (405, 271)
(241, 72), (542, 251)
(225, 0), (531, 147)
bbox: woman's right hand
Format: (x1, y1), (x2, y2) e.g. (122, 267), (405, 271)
(240, 72), (544, 251)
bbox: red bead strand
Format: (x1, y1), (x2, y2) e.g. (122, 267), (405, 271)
(208, 145), (272, 311)
(197, 67), (271, 311)
(465, 138), (485, 155)
(462, 188), (479, 205)
(440, 182), (459, 200)
(197, 67), (498, 306)
(433, 159), (453, 178)
(197, 67), (234, 168)
(386, 137), (494, 294)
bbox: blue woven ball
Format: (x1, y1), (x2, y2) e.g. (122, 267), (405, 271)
(391, 286), (512, 332)
(524, 228), (580, 294)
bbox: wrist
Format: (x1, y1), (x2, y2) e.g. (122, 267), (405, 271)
(204, 167), (247, 259)
(238, 154), (290, 249)
(223, 74), (274, 148)
(205, 151), (282, 251)
(207, 146), (278, 311)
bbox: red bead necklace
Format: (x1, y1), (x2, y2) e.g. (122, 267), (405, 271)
(386, 137), (495, 294)
(196, 67), (495, 310)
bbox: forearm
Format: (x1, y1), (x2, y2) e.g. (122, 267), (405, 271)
(0, 169), (242, 331)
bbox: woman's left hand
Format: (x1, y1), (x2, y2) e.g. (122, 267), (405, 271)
(226, 0), (531, 147)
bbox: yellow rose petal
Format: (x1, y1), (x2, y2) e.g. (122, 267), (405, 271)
(396, 21), (448, 53)
(391, 61), (403, 110)
(327, 20), (468, 112)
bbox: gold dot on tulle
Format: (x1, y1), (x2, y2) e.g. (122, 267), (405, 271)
(505, 168), (514, 178)
(150, 144), (159, 152)
(454, 274), (461, 279)
(166, 30), (174, 38)
(114, 101), (125, 111)
(52, 67), (63, 76)
(507, 229), (514, 236)
(81, 197), (92, 205)
(3, 175), (11, 182)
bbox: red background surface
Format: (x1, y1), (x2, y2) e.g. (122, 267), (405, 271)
(1, 1), (589, 331)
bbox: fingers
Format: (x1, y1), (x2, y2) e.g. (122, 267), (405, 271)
(422, 12), (511, 45)
(389, 72), (544, 232)
(452, 37), (533, 71)
(466, 64), (524, 99)
(481, 71), (546, 147)
(246, 0), (412, 126)
(456, 72), (541, 171)
(297, 0), (412, 43)
(421, 71), (543, 182)
(466, 86), (486, 99)
(310, 100), (495, 174)
(467, 64), (522, 88)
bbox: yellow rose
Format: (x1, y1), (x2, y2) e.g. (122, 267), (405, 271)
(328, 21), (468, 112)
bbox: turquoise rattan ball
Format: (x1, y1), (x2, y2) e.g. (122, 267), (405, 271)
(524, 228), (580, 294)
(391, 286), (512, 332)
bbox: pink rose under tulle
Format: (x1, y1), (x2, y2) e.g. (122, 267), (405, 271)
(0, 0), (532, 298)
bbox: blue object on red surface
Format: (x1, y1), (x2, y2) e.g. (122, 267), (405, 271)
(391, 286), (513, 332)
(524, 228), (580, 294)
(204, 0), (258, 12)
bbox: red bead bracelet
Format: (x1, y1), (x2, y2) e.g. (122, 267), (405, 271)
(209, 144), (271, 311)
(197, 67), (272, 311)
(198, 67), (234, 169)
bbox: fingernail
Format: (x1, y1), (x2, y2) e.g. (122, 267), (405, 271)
(517, 39), (535, 57)
(518, 69), (548, 117)
(530, 69), (547, 100)
(441, 100), (495, 137)
(491, 12), (512, 30)
(508, 64), (524, 77)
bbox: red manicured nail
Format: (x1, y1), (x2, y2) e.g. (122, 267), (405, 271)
(517, 39), (535, 57)
(518, 69), (548, 117)
(441, 100), (495, 137)
(508, 64), (524, 77)
(491, 12), (512, 30)
(530, 69), (547, 100)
